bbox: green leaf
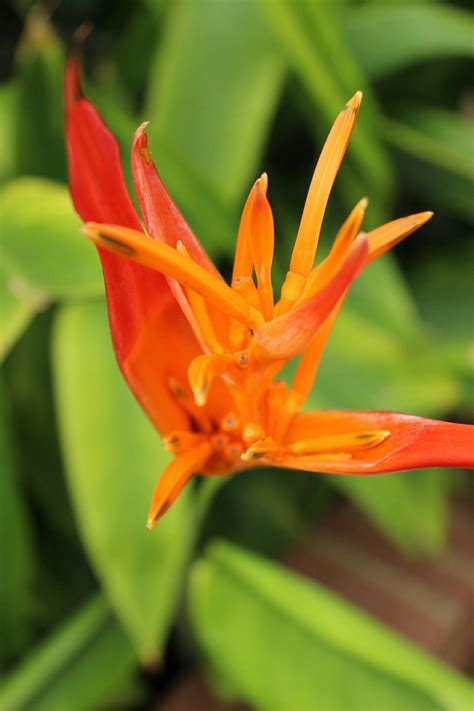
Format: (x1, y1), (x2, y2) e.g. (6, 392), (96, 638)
(189, 542), (473, 711)
(146, 0), (284, 209)
(0, 254), (36, 362)
(383, 109), (474, 224)
(14, 7), (67, 181)
(0, 381), (35, 658)
(0, 595), (137, 711)
(343, 4), (474, 79)
(1, 177), (103, 301)
(53, 301), (195, 660)
(307, 306), (461, 416)
(0, 82), (17, 183)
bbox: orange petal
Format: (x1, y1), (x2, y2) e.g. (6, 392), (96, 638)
(299, 197), (368, 302)
(146, 442), (212, 528)
(367, 212), (433, 261)
(232, 178), (263, 284)
(132, 123), (218, 273)
(255, 235), (368, 361)
(82, 223), (264, 328)
(247, 174), (275, 321)
(64, 54), (198, 435)
(291, 92), (362, 277)
(279, 410), (474, 474)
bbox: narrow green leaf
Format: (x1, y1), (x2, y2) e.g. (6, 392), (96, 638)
(259, 0), (394, 208)
(343, 4), (474, 79)
(1, 177), (103, 301)
(53, 301), (195, 660)
(189, 542), (473, 711)
(0, 82), (17, 183)
(146, 0), (284, 209)
(383, 109), (474, 224)
(0, 595), (136, 711)
(0, 381), (35, 658)
(14, 7), (66, 181)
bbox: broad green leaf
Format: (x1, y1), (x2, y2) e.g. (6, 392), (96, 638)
(1, 177), (103, 301)
(0, 254), (36, 362)
(189, 542), (473, 711)
(53, 301), (195, 660)
(259, 0), (394, 209)
(0, 381), (34, 658)
(343, 4), (474, 79)
(14, 7), (66, 181)
(0, 595), (137, 711)
(146, 0), (284, 210)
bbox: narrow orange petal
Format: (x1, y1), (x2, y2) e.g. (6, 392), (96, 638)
(255, 235), (368, 362)
(232, 177), (262, 284)
(298, 197), (368, 302)
(82, 222), (264, 328)
(282, 92), (362, 304)
(367, 212), (433, 261)
(247, 174), (274, 321)
(146, 442), (212, 529)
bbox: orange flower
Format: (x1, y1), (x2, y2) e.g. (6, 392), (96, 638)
(64, 57), (473, 529)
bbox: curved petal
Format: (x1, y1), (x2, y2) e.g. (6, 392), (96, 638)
(131, 124), (217, 273)
(255, 235), (368, 361)
(64, 55), (199, 434)
(276, 410), (474, 474)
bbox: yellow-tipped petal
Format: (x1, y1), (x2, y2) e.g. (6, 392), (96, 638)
(367, 211), (433, 261)
(82, 222), (264, 328)
(290, 91), (362, 279)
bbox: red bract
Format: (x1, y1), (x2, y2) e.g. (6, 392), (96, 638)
(64, 56), (474, 529)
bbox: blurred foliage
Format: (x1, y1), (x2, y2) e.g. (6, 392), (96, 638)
(0, 0), (472, 708)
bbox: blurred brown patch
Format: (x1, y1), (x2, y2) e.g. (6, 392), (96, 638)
(157, 672), (251, 711)
(284, 495), (474, 672)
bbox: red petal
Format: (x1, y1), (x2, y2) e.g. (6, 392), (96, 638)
(131, 124), (217, 273)
(255, 235), (368, 361)
(279, 410), (474, 473)
(64, 55), (199, 434)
